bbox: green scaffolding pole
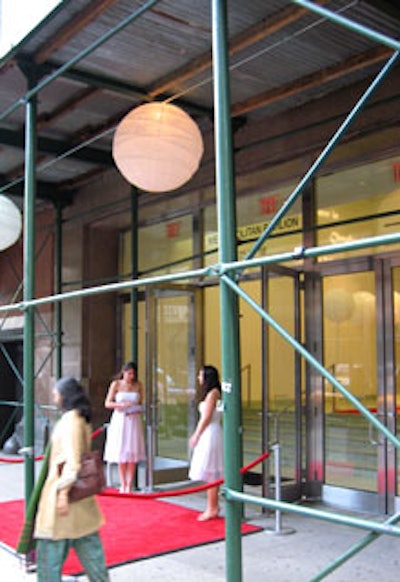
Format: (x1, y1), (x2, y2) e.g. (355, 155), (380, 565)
(23, 87), (37, 507)
(225, 489), (400, 538)
(310, 512), (400, 581)
(292, 0), (400, 50)
(0, 267), (211, 313)
(212, 1), (243, 580)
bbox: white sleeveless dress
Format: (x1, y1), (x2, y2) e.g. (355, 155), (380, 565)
(104, 391), (146, 463)
(189, 401), (223, 482)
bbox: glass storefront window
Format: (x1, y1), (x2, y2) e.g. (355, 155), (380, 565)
(317, 157), (400, 261)
(267, 274), (298, 483)
(121, 215), (193, 278)
(203, 184), (302, 268)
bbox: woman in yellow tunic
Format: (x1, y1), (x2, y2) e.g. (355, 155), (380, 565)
(34, 377), (109, 581)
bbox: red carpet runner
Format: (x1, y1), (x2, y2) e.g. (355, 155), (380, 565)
(0, 492), (261, 575)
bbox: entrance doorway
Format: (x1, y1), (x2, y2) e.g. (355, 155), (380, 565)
(139, 285), (201, 490)
(120, 253), (400, 509)
(0, 339), (23, 449)
(320, 255), (400, 513)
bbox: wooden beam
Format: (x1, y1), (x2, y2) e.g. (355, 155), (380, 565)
(148, 2), (327, 98)
(231, 45), (393, 117)
(37, 87), (99, 130)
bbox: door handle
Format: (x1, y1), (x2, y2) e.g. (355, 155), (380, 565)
(368, 421), (379, 446)
(368, 414), (385, 447)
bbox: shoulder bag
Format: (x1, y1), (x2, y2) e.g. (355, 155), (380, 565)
(66, 449), (106, 502)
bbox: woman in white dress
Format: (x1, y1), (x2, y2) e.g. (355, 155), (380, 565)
(103, 362), (145, 493)
(189, 365), (223, 521)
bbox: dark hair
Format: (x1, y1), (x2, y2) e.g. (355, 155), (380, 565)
(122, 361), (137, 374)
(114, 361), (137, 380)
(55, 377), (91, 423)
(200, 365), (221, 399)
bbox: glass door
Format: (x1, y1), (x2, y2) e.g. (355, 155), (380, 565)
(385, 259), (400, 513)
(143, 284), (201, 490)
(322, 270), (378, 509)
(321, 258), (400, 513)
(263, 266), (303, 501)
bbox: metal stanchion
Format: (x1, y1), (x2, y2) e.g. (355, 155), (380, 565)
(265, 443), (296, 536)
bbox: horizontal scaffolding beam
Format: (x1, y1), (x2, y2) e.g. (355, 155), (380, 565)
(225, 488), (400, 538)
(2, 230), (400, 313)
(292, 0), (400, 51)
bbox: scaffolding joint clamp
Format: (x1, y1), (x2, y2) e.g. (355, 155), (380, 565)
(293, 245), (305, 258)
(18, 446), (34, 457)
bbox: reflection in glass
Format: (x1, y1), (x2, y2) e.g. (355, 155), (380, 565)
(323, 272), (377, 491)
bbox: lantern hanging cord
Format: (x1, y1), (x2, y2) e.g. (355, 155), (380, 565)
(165, 0), (358, 105)
(0, 125), (117, 195)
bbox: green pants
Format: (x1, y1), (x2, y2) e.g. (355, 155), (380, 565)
(36, 531), (109, 582)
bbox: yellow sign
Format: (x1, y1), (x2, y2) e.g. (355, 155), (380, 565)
(205, 215), (301, 249)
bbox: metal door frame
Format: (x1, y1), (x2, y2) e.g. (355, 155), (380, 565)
(144, 283), (202, 490)
(379, 254), (400, 514)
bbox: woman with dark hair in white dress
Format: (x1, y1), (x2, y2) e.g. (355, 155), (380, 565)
(189, 365), (223, 521)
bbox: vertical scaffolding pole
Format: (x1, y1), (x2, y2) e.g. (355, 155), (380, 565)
(211, 1), (243, 580)
(23, 87), (37, 506)
(130, 187), (139, 364)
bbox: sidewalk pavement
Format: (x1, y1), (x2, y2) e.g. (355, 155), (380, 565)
(1, 458), (400, 581)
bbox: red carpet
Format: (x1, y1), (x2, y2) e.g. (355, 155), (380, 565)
(0, 491), (261, 575)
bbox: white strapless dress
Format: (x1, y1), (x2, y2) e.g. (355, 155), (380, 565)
(103, 391), (146, 463)
(189, 401), (223, 482)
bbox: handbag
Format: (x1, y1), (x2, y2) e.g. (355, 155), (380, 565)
(67, 449), (106, 502)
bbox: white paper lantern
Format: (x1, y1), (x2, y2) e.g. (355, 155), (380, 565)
(112, 102), (204, 193)
(0, 195), (22, 251)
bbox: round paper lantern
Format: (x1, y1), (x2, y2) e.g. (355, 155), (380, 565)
(112, 102), (204, 193)
(0, 195), (22, 251)
(324, 288), (355, 323)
